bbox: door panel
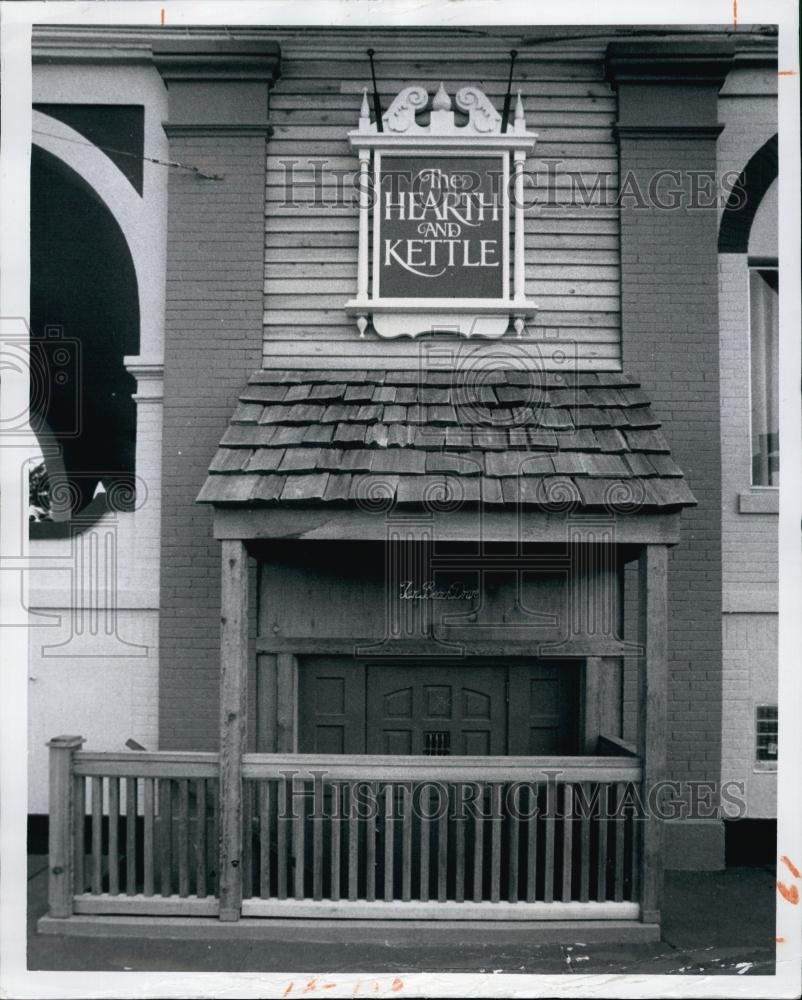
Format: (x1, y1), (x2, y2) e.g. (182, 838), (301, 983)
(507, 661), (580, 755)
(298, 657), (366, 753)
(366, 664), (507, 756)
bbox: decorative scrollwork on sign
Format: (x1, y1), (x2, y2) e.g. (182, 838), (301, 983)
(455, 86), (503, 133)
(383, 85), (429, 133)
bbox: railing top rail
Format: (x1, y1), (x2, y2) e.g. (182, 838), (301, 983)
(73, 751), (219, 778)
(241, 753), (642, 783)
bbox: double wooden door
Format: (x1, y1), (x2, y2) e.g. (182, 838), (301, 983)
(298, 658), (579, 756)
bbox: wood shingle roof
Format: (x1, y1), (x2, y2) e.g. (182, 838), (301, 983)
(197, 369), (697, 511)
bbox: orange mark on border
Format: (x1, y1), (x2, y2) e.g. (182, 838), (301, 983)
(777, 880), (799, 904)
(391, 980), (404, 992)
(778, 70), (798, 76)
(777, 936), (786, 943)
(160, 8), (165, 25)
(283, 983), (295, 997)
(732, 0), (737, 29)
(781, 855), (801, 878)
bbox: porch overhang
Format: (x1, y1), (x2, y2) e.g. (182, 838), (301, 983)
(212, 503), (682, 545)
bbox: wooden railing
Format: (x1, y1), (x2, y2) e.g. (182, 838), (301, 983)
(47, 739), (643, 922)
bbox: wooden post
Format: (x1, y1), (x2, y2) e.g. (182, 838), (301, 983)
(219, 539), (249, 921)
(47, 735), (85, 918)
(637, 544), (668, 925)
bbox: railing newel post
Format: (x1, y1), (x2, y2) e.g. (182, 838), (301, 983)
(47, 735), (86, 918)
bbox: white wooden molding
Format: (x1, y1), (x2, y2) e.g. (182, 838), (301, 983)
(347, 83), (537, 339)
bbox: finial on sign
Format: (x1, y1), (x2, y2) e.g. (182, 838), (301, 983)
(515, 89), (525, 132)
(360, 87), (370, 120)
(432, 82), (451, 112)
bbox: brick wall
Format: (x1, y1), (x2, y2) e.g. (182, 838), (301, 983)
(618, 135), (723, 789)
(158, 134), (267, 749)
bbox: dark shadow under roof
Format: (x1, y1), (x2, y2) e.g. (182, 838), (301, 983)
(197, 368), (696, 513)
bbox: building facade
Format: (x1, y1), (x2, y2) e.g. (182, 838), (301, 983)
(27, 23), (778, 934)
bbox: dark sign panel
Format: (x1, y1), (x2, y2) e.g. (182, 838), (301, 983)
(377, 154), (505, 300)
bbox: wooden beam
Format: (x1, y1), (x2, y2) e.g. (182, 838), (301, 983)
(47, 735), (85, 918)
(637, 544), (668, 925)
(276, 653), (298, 752)
(214, 507), (682, 546)
(255, 654), (277, 753)
(218, 539), (249, 921)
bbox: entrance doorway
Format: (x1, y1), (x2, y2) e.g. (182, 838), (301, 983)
(298, 658), (580, 756)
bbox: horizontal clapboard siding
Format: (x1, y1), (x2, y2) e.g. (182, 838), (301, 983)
(263, 33), (620, 370)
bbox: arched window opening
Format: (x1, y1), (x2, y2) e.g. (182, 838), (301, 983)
(29, 145), (140, 533)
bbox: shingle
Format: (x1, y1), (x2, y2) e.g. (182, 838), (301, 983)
(371, 449), (427, 474)
(349, 474), (399, 504)
(344, 384), (375, 403)
(332, 423), (367, 446)
(258, 405), (292, 425)
(309, 383), (346, 400)
(428, 405), (458, 425)
(552, 452), (591, 476)
(209, 448), (251, 473)
(366, 423), (390, 448)
(271, 425), (305, 447)
(481, 477), (504, 504)
(355, 404), (383, 422)
(648, 454), (685, 477)
(323, 474), (352, 501)
(383, 405), (407, 423)
(584, 453), (631, 478)
(373, 385), (397, 403)
(536, 408), (575, 431)
(221, 424), (274, 447)
(386, 424), (415, 448)
(337, 449), (374, 472)
(559, 429), (601, 451)
(231, 402), (264, 424)
(473, 429), (508, 450)
(302, 424), (334, 445)
(251, 475), (284, 502)
(624, 453), (657, 477)
(647, 477), (698, 507)
(623, 428), (670, 452)
(593, 428), (629, 452)
(574, 408), (612, 428)
(619, 386), (651, 407)
(240, 384), (288, 403)
(284, 383), (313, 402)
(426, 452), (483, 476)
(278, 448), (322, 473)
(281, 473), (329, 502)
(419, 386), (450, 404)
(287, 403), (328, 423)
(485, 452), (529, 478)
(528, 429), (559, 451)
(415, 427), (446, 450)
(321, 404), (349, 423)
(246, 449), (286, 472)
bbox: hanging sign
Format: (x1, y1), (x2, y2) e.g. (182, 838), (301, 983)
(377, 154), (505, 300)
(346, 82), (537, 339)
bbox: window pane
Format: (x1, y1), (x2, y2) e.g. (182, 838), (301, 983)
(749, 268), (779, 486)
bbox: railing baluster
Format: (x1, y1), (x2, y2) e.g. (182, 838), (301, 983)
(242, 780), (253, 900)
(365, 781), (377, 902)
(125, 777), (137, 895)
(292, 775), (305, 900)
(178, 778), (190, 898)
(159, 777), (172, 897)
(210, 780), (219, 896)
(330, 782), (341, 902)
(596, 782), (608, 902)
(562, 782), (573, 902)
(454, 785), (466, 905)
(507, 783), (519, 904)
(579, 781), (590, 903)
(277, 778), (288, 900)
(313, 776), (324, 901)
(383, 784), (394, 902)
(73, 774), (85, 895)
(630, 784), (641, 904)
(543, 779), (555, 904)
(259, 781), (270, 899)
(472, 786), (484, 903)
(143, 778), (155, 897)
(108, 775), (120, 897)
(490, 784), (502, 904)
(614, 782), (626, 903)
(347, 781), (358, 901)
(525, 783), (538, 902)
(401, 783), (412, 903)
(437, 785), (448, 903)
(90, 776), (102, 894)
(419, 784), (430, 902)
(195, 778), (207, 898)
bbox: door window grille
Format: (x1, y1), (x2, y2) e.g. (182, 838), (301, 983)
(423, 731), (451, 756)
(756, 705), (778, 762)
